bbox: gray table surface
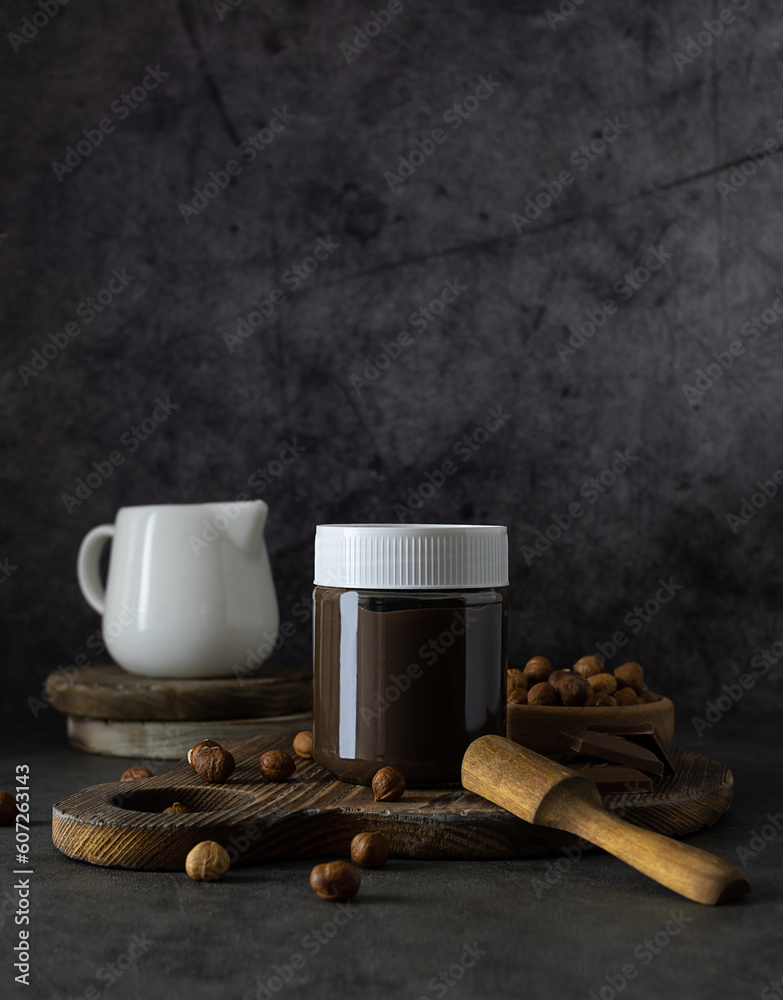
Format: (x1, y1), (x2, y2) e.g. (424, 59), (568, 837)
(0, 710), (781, 1000)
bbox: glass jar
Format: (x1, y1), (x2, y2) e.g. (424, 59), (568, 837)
(312, 524), (508, 785)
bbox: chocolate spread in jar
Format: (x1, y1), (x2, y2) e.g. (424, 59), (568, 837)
(313, 586), (507, 785)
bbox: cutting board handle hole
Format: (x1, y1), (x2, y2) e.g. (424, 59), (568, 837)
(110, 787), (256, 814)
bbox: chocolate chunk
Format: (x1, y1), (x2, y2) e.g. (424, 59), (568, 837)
(585, 722), (675, 774)
(559, 730), (666, 775)
(560, 757), (653, 793)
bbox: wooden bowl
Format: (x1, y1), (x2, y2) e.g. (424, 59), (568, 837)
(506, 697), (675, 757)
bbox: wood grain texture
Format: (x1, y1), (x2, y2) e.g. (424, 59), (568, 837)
(52, 733), (734, 872)
(462, 736), (748, 905)
(44, 662), (312, 721)
(506, 698), (675, 756)
(66, 713), (314, 758)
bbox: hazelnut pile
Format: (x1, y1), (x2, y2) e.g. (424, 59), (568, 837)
(121, 733), (401, 899)
(507, 655), (663, 707)
(306, 765), (402, 901)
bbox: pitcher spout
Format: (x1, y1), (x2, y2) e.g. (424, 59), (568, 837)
(220, 500), (268, 554)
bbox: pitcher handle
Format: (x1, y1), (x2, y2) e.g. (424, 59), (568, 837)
(77, 524), (115, 615)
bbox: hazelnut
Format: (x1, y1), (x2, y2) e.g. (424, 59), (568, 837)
(293, 731), (313, 758)
(310, 860), (361, 901)
(558, 674), (592, 706)
(188, 739), (221, 767)
(163, 802), (191, 814)
(573, 656), (604, 679)
(523, 656), (553, 685)
(548, 669), (573, 690)
(639, 689), (662, 703)
(614, 686), (639, 706)
(0, 791), (18, 825)
(259, 749), (296, 782)
(527, 681), (558, 706)
(193, 746), (235, 783)
(507, 687), (528, 704)
(120, 766), (153, 782)
(588, 672), (617, 695)
(615, 661), (645, 691)
(585, 692), (618, 707)
(372, 766), (406, 802)
(185, 840), (230, 881)
(350, 832), (390, 868)
(506, 668), (527, 694)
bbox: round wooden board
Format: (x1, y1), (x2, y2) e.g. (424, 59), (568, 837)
(52, 735), (735, 870)
(66, 713), (314, 758)
(45, 662), (312, 721)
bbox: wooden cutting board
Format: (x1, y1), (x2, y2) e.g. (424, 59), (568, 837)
(44, 662), (313, 758)
(52, 734), (735, 870)
(65, 712), (314, 759)
(44, 662), (312, 721)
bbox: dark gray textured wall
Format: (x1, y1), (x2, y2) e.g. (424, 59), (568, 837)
(2, 0), (782, 722)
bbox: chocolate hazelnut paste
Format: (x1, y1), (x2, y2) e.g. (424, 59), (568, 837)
(313, 586), (507, 785)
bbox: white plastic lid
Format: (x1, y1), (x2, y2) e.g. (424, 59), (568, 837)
(314, 523), (508, 590)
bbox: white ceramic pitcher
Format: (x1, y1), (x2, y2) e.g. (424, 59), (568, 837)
(77, 501), (280, 678)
